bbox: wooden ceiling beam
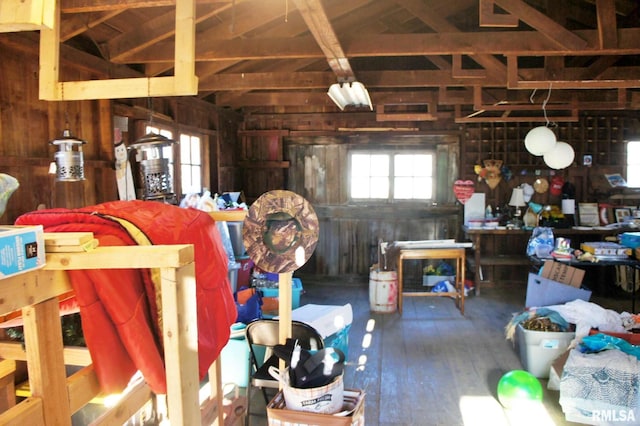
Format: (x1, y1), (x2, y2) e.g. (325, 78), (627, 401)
(292, 0), (354, 81)
(59, 10), (124, 42)
(596, 0), (618, 49)
(116, 28), (640, 63)
(494, 0), (588, 50)
(479, 0), (518, 27)
(507, 56), (640, 89)
(396, 0), (506, 82)
(107, 3), (231, 61)
(60, 0), (232, 13)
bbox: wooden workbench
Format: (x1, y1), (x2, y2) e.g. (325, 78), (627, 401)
(395, 241), (472, 315)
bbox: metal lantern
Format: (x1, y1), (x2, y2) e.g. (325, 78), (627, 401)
(50, 129), (87, 182)
(128, 133), (177, 203)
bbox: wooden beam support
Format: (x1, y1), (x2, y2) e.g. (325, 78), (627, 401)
(0, 0), (54, 32)
(507, 55), (640, 89)
(596, 0), (618, 49)
(292, 0), (354, 81)
(479, 0), (519, 27)
(39, 0), (198, 101)
(376, 105), (436, 122)
(494, 0), (588, 50)
(452, 55), (486, 78)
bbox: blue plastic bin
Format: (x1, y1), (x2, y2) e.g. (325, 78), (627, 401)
(257, 277), (303, 309)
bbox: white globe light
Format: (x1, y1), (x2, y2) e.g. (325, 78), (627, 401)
(543, 141), (575, 169)
(524, 126), (557, 156)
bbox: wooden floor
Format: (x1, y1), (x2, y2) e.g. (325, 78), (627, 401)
(246, 272), (638, 426)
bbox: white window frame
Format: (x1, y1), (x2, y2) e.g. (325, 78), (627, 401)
(349, 150), (435, 202)
(627, 141), (640, 188)
(179, 132), (203, 195)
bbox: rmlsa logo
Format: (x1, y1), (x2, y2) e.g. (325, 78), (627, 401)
(592, 409), (636, 423)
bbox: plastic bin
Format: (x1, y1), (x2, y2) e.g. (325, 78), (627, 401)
(516, 323), (575, 378)
(220, 323), (250, 387)
(257, 277), (304, 311)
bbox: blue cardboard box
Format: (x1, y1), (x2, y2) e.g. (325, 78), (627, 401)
(0, 225), (45, 279)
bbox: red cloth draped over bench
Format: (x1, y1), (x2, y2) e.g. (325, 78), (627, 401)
(16, 200), (237, 395)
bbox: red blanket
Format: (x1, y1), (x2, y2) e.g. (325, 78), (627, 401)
(16, 200), (237, 394)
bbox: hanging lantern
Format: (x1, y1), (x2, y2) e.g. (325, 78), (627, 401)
(128, 132), (177, 203)
(544, 141), (575, 170)
(50, 129), (87, 182)
(524, 126), (557, 156)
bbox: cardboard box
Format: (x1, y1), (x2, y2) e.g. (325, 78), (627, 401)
(517, 323), (575, 378)
(581, 241), (630, 256)
(0, 225), (45, 279)
(540, 260), (585, 288)
(267, 388), (364, 426)
(525, 272), (591, 308)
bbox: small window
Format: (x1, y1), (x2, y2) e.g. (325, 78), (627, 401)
(350, 151), (434, 201)
(627, 141), (640, 187)
(180, 133), (202, 194)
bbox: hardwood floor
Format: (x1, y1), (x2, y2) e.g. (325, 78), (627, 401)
(245, 272), (637, 426)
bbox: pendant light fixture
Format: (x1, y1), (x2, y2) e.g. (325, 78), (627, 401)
(523, 84), (575, 170)
(524, 84), (557, 156)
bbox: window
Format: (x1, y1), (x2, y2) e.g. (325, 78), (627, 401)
(627, 141), (640, 187)
(350, 151), (434, 201)
(143, 125), (203, 196)
(179, 133), (202, 194)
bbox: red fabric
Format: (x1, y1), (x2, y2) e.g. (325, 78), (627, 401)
(16, 200), (237, 394)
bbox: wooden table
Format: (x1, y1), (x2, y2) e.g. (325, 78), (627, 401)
(395, 241), (472, 315)
(463, 226), (636, 296)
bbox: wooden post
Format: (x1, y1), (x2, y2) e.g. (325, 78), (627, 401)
(277, 272), (293, 373)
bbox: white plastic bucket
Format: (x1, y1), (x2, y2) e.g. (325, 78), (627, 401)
(369, 268), (397, 313)
(269, 367), (344, 414)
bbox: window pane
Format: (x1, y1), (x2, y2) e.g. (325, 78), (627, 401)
(370, 177), (389, 198)
(352, 154), (371, 177)
(370, 155), (389, 176)
(628, 142), (640, 187)
(180, 134), (190, 160)
(190, 137), (201, 164)
(351, 176), (371, 198)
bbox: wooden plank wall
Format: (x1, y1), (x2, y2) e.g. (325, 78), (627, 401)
(284, 136), (462, 277)
(0, 34), (236, 225)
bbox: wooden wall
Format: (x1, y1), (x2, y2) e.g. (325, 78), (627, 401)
(0, 34), (239, 225)
(283, 134), (462, 277)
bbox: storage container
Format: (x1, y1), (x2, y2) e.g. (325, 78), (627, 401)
(220, 323), (250, 387)
(0, 225), (45, 278)
(257, 278), (304, 317)
(267, 388), (365, 426)
(369, 269), (397, 313)
(422, 275), (455, 287)
(516, 323), (575, 378)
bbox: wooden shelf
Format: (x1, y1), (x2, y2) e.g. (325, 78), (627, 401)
(0, 240), (224, 425)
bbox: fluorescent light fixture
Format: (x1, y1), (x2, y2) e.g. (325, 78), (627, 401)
(327, 81), (373, 111)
